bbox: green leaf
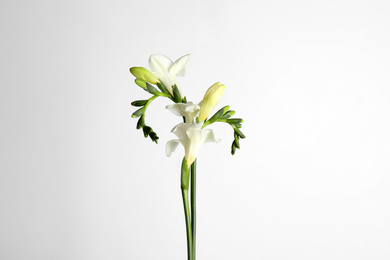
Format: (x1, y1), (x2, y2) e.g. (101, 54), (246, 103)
(131, 100), (148, 107)
(132, 107), (145, 118)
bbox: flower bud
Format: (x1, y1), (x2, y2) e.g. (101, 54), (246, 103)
(198, 82), (225, 122)
(130, 67), (159, 84)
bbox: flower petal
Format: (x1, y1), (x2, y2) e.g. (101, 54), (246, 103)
(166, 139), (182, 157)
(171, 123), (190, 143)
(201, 129), (221, 144)
(166, 104), (185, 117)
(166, 102), (200, 123)
(149, 54), (172, 75)
(170, 54), (191, 77)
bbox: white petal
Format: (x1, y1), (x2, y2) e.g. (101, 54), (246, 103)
(149, 54), (172, 74)
(201, 129), (220, 144)
(171, 123), (190, 143)
(166, 103), (200, 123)
(166, 104), (184, 117)
(185, 126), (203, 165)
(170, 54), (191, 77)
(165, 139), (182, 157)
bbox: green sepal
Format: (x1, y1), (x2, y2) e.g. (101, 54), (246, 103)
(172, 85), (182, 103)
(182, 96), (187, 103)
(131, 100), (148, 107)
(181, 157), (190, 190)
(132, 107), (145, 118)
(146, 82), (159, 95)
(136, 115), (145, 129)
(156, 82), (170, 95)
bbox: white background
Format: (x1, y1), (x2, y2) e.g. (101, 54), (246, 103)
(1, 0), (390, 259)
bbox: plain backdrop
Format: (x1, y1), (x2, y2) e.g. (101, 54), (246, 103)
(1, 0), (390, 259)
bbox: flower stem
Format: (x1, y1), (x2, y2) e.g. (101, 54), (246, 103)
(181, 188), (192, 260)
(190, 160), (197, 260)
(181, 158), (192, 260)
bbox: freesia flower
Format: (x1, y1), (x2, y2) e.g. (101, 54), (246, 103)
(166, 123), (220, 167)
(166, 102), (200, 124)
(199, 82), (225, 122)
(149, 54), (190, 96)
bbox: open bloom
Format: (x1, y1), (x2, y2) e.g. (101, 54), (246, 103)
(166, 102), (200, 124)
(149, 54), (190, 95)
(166, 123), (220, 167)
(199, 82), (225, 121)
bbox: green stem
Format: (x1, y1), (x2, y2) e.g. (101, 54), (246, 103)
(191, 160), (197, 260)
(181, 188), (192, 260)
(181, 158), (192, 260)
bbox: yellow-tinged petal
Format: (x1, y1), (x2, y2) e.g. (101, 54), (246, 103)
(198, 82), (225, 122)
(130, 67), (159, 84)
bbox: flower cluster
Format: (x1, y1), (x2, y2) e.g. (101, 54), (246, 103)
(130, 54), (245, 167)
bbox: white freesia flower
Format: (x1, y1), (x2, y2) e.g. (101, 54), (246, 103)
(166, 123), (220, 167)
(149, 54), (190, 95)
(166, 102), (200, 124)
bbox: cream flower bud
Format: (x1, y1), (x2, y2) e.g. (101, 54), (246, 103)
(198, 82), (225, 122)
(130, 67), (159, 84)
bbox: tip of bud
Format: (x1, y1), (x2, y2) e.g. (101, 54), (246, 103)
(198, 82), (226, 121)
(130, 67), (159, 84)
